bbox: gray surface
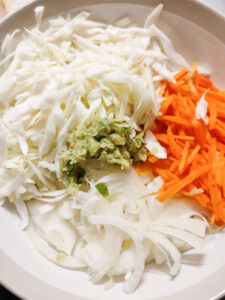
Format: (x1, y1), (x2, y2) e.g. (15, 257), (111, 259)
(200, 0), (225, 14)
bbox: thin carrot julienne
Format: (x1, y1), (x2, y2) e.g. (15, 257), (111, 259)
(178, 141), (190, 175)
(157, 164), (211, 202)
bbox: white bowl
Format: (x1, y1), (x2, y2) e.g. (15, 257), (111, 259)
(0, 1), (225, 299)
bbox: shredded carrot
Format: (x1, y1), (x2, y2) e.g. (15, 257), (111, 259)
(167, 126), (182, 159)
(192, 119), (207, 146)
(148, 155), (159, 164)
(222, 152), (225, 198)
(191, 61), (200, 70)
(152, 167), (178, 181)
(159, 115), (192, 127)
(160, 95), (174, 114)
(186, 144), (201, 166)
(155, 134), (194, 144)
(169, 160), (179, 173)
(208, 101), (217, 131)
(136, 68), (225, 225)
(178, 141), (190, 175)
(174, 68), (189, 81)
(157, 165), (211, 202)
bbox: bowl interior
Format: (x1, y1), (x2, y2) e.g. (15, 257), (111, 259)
(0, 1), (225, 300)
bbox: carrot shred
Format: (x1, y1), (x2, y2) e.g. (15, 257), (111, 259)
(164, 134), (193, 141)
(186, 144), (201, 166)
(138, 68), (225, 225)
(159, 115), (192, 127)
(169, 160), (179, 173)
(222, 152), (225, 198)
(160, 95), (174, 114)
(167, 126), (183, 159)
(157, 165), (211, 202)
(153, 167), (178, 181)
(174, 68), (189, 81)
(208, 101), (217, 131)
(191, 61), (200, 70)
(192, 119), (207, 146)
(178, 141), (190, 175)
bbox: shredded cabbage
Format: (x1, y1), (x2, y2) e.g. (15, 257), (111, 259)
(144, 130), (167, 158)
(196, 90), (209, 124)
(0, 4), (210, 293)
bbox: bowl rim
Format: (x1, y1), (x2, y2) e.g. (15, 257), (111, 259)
(1, 247), (225, 300)
(0, 0), (225, 43)
(0, 0), (225, 299)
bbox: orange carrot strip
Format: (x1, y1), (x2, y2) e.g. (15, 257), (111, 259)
(134, 162), (152, 176)
(186, 96), (197, 113)
(197, 177), (209, 193)
(208, 101), (217, 131)
(163, 179), (180, 189)
(198, 76), (214, 89)
(174, 69), (189, 81)
(169, 160), (179, 173)
(153, 167), (178, 181)
(178, 141), (190, 175)
(206, 90), (225, 102)
(148, 155), (159, 163)
(160, 115), (192, 127)
(157, 164), (211, 202)
(189, 154), (200, 174)
(217, 143), (225, 153)
(193, 193), (210, 207)
(176, 139), (185, 149)
(160, 95), (174, 114)
(212, 127), (225, 141)
(154, 134), (168, 145)
(216, 119), (225, 132)
(186, 144), (201, 166)
(167, 126), (182, 159)
(191, 61), (200, 70)
(208, 138), (217, 169)
(208, 175), (222, 210)
(215, 158), (223, 187)
(222, 151), (225, 198)
(154, 134), (194, 144)
(192, 119), (207, 146)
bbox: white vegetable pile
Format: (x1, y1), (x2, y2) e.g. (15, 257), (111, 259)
(0, 5), (209, 293)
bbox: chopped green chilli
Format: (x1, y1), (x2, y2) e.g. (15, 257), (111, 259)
(95, 182), (109, 197)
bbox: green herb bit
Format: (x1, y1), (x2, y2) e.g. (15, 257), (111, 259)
(76, 165), (86, 184)
(95, 182), (109, 197)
